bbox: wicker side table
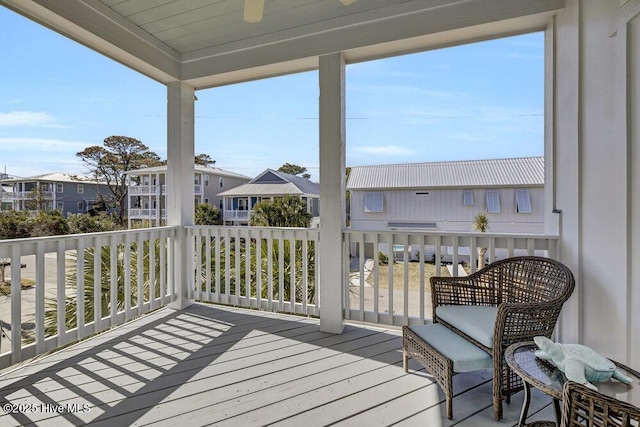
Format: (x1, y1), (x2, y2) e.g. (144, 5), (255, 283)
(402, 323), (492, 419)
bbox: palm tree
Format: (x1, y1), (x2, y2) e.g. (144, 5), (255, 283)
(472, 212), (490, 269)
(44, 240), (164, 336)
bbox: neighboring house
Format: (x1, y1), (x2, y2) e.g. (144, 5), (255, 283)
(126, 165), (251, 227)
(218, 169), (320, 226)
(347, 157), (545, 261)
(0, 173), (110, 216)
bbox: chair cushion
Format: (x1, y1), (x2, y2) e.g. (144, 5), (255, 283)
(435, 305), (498, 348)
(408, 323), (493, 372)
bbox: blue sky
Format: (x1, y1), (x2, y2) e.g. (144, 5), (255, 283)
(0, 7), (543, 182)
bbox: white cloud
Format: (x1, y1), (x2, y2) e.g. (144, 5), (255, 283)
(0, 111), (66, 128)
(351, 145), (414, 156)
(448, 133), (496, 142)
(0, 137), (88, 151)
(348, 84), (466, 99)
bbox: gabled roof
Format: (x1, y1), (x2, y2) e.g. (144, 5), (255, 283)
(346, 157), (544, 190)
(0, 173), (104, 185)
(125, 164), (251, 181)
(218, 169), (319, 197)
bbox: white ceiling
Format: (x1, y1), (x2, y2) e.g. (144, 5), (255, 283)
(1, 0), (564, 88)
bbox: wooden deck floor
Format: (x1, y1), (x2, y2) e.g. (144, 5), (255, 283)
(0, 304), (556, 426)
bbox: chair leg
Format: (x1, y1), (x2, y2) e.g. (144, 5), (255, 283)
(446, 394), (453, 420)
(403, 348), (408, 372)
(493, 397), (503, 420)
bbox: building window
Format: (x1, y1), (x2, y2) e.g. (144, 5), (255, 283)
(77, 184), (84, 194)
(204, 198), (209, 204)
(516, 189), (532, 213)
(56, 183), (64, 193)
(219, 177), (224, 187)
(78, 201), (85, 211)
(486, 191), (500, 213)
(364, 192), (384, 212)
(463, 191), (474, 206)
(204, 174), (209, 186)
(57, 201), (64, 211)
(194, 174), (200, 185)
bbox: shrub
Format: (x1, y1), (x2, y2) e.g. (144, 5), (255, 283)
(378, 252), (389, 265)
(67, 212), (122, 234)
(0, 211), (32, 240)
(30, 211), (69, 237)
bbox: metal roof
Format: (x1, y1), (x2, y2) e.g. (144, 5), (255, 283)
(0, 173), (103, 184)
(125, 165), (251, 180)
(346, 157), (544, 190)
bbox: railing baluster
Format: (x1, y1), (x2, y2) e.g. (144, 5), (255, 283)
(137, 233), (144, 315)
(419, 234), (425, 323)
(256, 229), (262, 309)
(159, 231), (166, 306)
(93, 236), (102, 331)
(205, 227), (211, 301)
(278, 232), (285, 311)
(358, 233), (365, 322)
(76, 238), (85, 340)
(10, 244), (21, 364)
(289, 233), (295, 312)
(301, 232), (308, 314)
(267, 229), (273, 308)
(149, 230), (157, 309)
(122, 233), (133, 320)
(373, 233), (380, 322)
(387, 235), (393, 325)
(234, 229), (241, 303)
(403, 234), (409, 325)
(110, 234), (117, 325)
(56, 240), (65, 346)
(36, 241), (45, 352)
(246, 229), (252, 307)
(194, 229), (201, 301)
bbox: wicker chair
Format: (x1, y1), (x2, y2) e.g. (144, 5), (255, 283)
(431, 256), (575, 420)
(561, 381), (640, 426)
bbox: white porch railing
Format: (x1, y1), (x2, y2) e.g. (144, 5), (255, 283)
(0, 227), (178, 369)
(224, 210), (251, 221)
(187, 226), (320, 316)
(129, 185), (159, 195)
(344, 230), (559, 327)
(129, 208), (158, 218)
(0, 225), (560, 371)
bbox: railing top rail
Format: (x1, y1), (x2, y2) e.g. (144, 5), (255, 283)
(0, 225), (180, 245)
(343, 229), (560, 240)
(186, 225), (318, 233)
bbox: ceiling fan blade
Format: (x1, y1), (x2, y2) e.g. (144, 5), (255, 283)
(340, 0), (357, 5)
(244, 0), (264, 23)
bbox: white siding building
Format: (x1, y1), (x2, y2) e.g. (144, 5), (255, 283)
(126, 165), (251, 227)
(348, 157), (545, 261)
(348, 157), (545, 234)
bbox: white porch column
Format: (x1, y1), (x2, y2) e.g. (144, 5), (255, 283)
(319, 52), (346, 334)
(167, 81), (195, 310)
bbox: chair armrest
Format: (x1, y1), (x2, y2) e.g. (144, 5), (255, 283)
(493, 302), (564, 353)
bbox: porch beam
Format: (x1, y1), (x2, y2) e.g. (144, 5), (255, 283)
(318, 52), (346, 334)
(167, 81), (195, 310)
